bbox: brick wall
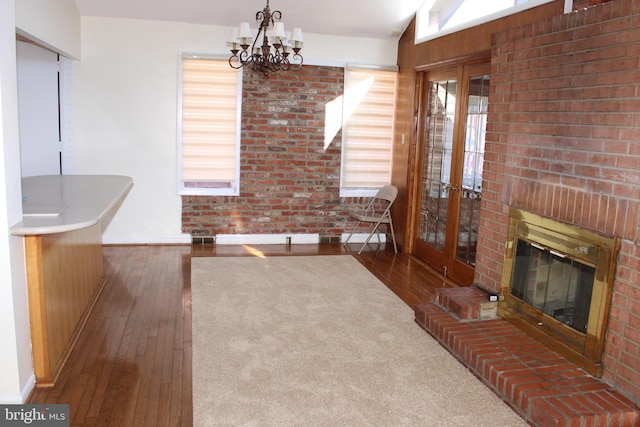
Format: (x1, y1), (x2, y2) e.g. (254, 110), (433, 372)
(476, 0), (640, 402)
(182, 65), (368, 238)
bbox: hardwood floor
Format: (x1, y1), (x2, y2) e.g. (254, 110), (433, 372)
(28, 242), (454, 426)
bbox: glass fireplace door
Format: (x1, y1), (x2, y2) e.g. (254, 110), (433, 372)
(510, 239), (596, 335)
(498, 208), (619, 377)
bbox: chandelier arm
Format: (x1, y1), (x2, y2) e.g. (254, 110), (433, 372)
(229, 56), (243, 70)
(230, 49), (255, 69)
(290, 52), (303, 70)
(279, 55), (291, 71)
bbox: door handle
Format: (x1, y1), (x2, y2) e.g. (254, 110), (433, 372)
(443, 184), (460, 192)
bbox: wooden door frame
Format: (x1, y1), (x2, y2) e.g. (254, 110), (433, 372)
(410, 66), (460, 276)
(447, 61), (491, 285)
(405, 58), (490, 286)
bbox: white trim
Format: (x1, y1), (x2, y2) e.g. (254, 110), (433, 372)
(346, 63), (399, 72)
(0, 374), (35, 404)
(340, 188), (378, 198)
(179, 186), (239, 197)
(215, 233), (321, 245)
(20, 375), (35, 404)
(215, 233), (386, 245)
(176, 52), (186, 195)
(564, 0), (574, 13)
(0, 394), (25, 404)
(415, 0), (556, 45)
(59, 55), (74, 174)
(341, 232), (387, 244)
(176, 53), (242, 197)
(93, 233), (389, 246)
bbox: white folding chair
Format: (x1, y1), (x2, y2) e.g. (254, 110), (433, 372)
(343, 185), (398, 254)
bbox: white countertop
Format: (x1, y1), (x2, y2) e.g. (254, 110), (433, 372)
(10, 175), (133, 236)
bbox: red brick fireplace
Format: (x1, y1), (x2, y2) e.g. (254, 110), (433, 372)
(498, 208), (620, 377)
(474, 0), (640, 404)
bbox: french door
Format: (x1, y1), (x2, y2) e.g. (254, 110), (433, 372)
(412, 62), (490, 285)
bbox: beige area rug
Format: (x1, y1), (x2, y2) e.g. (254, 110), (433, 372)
(192, 255), (527, 427)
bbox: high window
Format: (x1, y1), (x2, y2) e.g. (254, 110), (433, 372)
(340, 66), (398, 197)
(416, 0), (558, 44)
(178, 54), (242, 196)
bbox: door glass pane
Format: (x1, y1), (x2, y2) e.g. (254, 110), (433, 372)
(456, 75), (489, 266)
(419, 80), (457, 250)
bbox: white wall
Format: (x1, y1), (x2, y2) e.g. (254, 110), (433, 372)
(15, 0), (81, 59)
(76, 17), (399, 244)
(0, 0), (35, 403)
(17, 41), (62, 177)
(1, 0), (81, 403)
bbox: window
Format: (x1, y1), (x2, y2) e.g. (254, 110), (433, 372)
(416, 0), (558, 44)
(340, 65), (398, 197)
(178, 54), (242, 196)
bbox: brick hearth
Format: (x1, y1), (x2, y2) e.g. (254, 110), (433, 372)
(415, 288), (640, 426)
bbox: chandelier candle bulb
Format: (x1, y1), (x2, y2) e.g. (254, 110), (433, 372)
(282, 36), (291, 53)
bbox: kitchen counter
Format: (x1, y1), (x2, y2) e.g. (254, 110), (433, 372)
(13, 174), (133, 386)
(11, 174), (133, 236)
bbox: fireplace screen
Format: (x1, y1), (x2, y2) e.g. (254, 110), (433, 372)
(498, 209), (619, 377)
(510, 239), (595, 335)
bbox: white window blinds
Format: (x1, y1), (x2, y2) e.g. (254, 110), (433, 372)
(179, 55), (242, 195)
(341, 67), (397, 194)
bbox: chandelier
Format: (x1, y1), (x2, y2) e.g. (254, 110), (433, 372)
(227, 0), (303, 76)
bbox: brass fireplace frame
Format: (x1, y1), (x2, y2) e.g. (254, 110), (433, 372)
(498, 208), (620, 377)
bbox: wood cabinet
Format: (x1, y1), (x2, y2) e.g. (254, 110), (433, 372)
(25, 224), (104, 386)
(11, 175), (133, 386)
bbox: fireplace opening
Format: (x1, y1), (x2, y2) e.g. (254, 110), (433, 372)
(498, 208), (620, 377)
(511, 239), (595, 335)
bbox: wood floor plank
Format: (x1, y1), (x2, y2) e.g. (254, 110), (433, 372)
(27, 243), (447, 426)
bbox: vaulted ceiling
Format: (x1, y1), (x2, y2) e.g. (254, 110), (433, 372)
(73, 0), (426, 40)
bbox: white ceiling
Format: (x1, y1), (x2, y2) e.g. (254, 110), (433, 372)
(73, 0), (426, 40)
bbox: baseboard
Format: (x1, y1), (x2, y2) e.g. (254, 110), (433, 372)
(341, 232), (387, 244)
(21, 375), (35, 403)
(101, 233), (387, 246)
(0, 374), (35, 404)
(214, 234), (320, 245)
(210, 233), (386, 245)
